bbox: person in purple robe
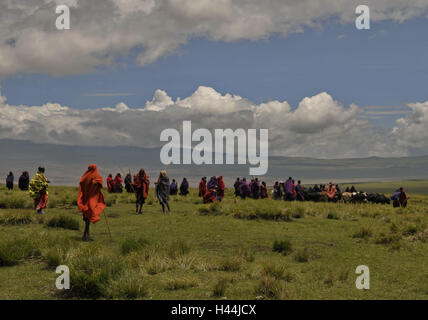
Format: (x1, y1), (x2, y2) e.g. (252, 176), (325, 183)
(284, 177), (295, 201)
(239, 178), (251, 199)
(169, 179), (178, 195)
(179, 178), (189, 196)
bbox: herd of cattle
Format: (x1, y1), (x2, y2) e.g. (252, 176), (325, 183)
(301, 188), (391, 204)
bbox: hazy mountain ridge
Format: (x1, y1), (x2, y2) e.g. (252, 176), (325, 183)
(1, 139), (427, 186)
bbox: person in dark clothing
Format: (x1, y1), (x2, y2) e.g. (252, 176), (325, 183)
(18, 171), (30, 191)
(170, 179), (178, 195)
(350, 185), (357, 193)
(233, 178), (241, 197)
(296, 180), (305, 201)
(251, 178), (261, 199)
(6, 172), (14, 190)
(273, 181), (282, 200)
(155, 170), (170, 214)
(179, 178), (189, 196)
(124, 173), (133, 193)
(391, 187), (408, 208)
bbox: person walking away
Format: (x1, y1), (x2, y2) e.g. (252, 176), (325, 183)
(77, 164), (106, 241)
(29, 167), (49, 214)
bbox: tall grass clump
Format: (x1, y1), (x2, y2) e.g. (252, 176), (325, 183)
(46, 215), (80, 230)
(0, 237), (42, 266)
(294, 248), (309, 263)
(0, 213), (34, 225)
(120, 236), (149, 255)
(272, 239), (293, 256)
(352, 226), (373, 239)
(65, 247), (124, 299)
(255, 276), (290, 299)
(212, 278), (229, 297)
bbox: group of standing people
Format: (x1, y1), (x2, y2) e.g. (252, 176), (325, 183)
(5, 171), (30, 191)
(198, 176), (226, 203)
(233, 177), (269, 200)
(106, 173), (123, 193)
(272, 178), (340, 202)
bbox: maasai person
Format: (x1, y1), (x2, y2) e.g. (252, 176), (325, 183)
(296, 180), (305, 201)
(6, 172), (14, 190)
(284, 177), (295, 201)
(199, 177), (207, 197)
(350, 185), (357, 193)
(273, 181), (282, 200)
(239, 178), (251, 199)
(170, 179), (178, 195)
(124, 173), (133, 193)
(260, 181), (269, 199)
(113, 173), (123, 193)
(233, 178), (241, 197)
(217, 176), (225, 201)
(204, 176), (218, 203)
(313, 184), (321, 192)
(155, 170), (170, 214)
(106, 174), (113, 193)
(18, 171), (30, 191)
(133, 169), (150, 214)
(29, 167), (49, 214)
(179, 178), (189, 196)
(77, 164), (106, 242)
(292, 180), (297, 199)
(391, 187), (408, 208)
(345, 187), (350, 193)
(325, 182), (337, 202)
(251, 178), (261, 199)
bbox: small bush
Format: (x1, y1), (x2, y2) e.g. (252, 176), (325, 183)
(218, 257), (242, 272)
(352, 226), (373, 239)
(262, 262), (294, 282)
(375, 232), (402, 245)
(402, 224), (418, 236)
(255, 276), (288, 299)
(120, 236), (149, 255)
(166, 278), (197, 291)
(107, 272), (148, 299)
(46, 216), (80, 230)
(0, 213), (34, 225)
(327, 212), (339, 220)
(167, 240), (191, 259)
(212, 278), (228, 297)
(67, 248), (124, 298)
(294, 249), (309, 263)
(0, 237), (42, 266)
(291, 206), (305, 219)
(273, 240), (293, 256)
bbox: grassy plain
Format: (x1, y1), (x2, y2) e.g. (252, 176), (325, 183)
(0, 181), (427, 300)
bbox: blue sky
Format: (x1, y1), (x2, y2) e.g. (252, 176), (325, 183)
(2, 17), (428, 131)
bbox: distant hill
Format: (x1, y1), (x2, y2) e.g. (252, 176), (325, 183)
(1, 139), (428, 186)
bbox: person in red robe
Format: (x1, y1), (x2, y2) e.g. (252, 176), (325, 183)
(133, 168), (150, 214)
(199, 177), (207, 197)
(203, 177), (217, 204)
(325, 182), (337, 202)
(260, 181), (269, 199)
(77, 164), (106, 242)
(106, 174), (113, 193)
(217, 176), (225, 201)
(113, 173), (123, 193)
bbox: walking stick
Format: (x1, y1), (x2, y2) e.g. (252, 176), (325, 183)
(103, 210), (113, 241)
